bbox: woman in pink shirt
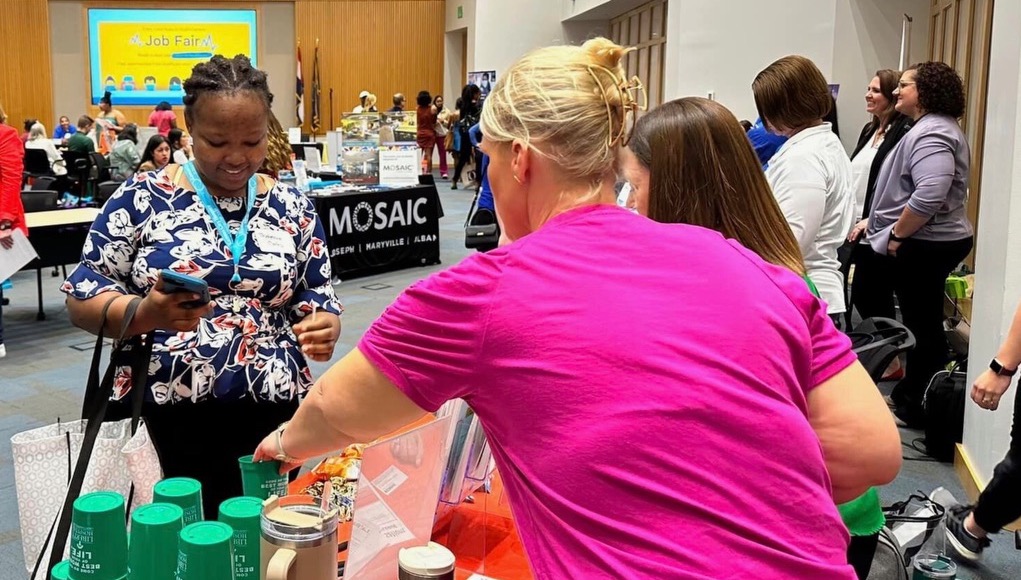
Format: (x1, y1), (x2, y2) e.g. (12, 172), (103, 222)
(255, 39), (901, 578)
(147, 101), (178, 137)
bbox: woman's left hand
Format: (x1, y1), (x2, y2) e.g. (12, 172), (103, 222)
(253, 430), (305, 475)
(293, 311), (341, 362)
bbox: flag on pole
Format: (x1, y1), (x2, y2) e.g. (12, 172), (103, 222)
(311, 39), (322, 133)
(296, 43), (304, 127)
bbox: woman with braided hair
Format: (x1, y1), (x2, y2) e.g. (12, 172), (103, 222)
(63, 54), (342, 515)
(256, 38), (899, 576)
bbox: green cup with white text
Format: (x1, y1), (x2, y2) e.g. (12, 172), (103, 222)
(153, 477), (204, 525)
(218, 497), (263, 580)
(239, 455), (288, 500)
(128, 502), (184, 580)
(69, 491), (129, 579)
(175, 521), (236, 580)
(50, 561), (71, 580)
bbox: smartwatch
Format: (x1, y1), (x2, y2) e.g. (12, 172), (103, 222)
(990, 358), (1018, 377)
(889, 232), (907, 242)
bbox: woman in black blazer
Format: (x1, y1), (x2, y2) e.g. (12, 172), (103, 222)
(842, 70), (913, 328)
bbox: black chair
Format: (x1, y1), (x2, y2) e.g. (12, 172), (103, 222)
(849, 317), (917, 384)
(96, 181), (122, 205)
(63, 151), (96, 198)
(31, 176), (58, 191)
(20, 190), (60, 212)
(23, 148), (55, 184)
(90, 152), (112, 183)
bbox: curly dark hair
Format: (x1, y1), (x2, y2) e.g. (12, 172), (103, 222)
(909, 61), (966, 118)
(183, 54), (273, 123)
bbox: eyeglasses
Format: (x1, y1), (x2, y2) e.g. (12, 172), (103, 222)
(897, 81), (916, 89)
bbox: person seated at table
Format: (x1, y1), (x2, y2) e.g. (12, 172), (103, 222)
(108, 123), (141, 181)
(25, 122), (68, 176)
(66, 116), (96, 154)
(168, 128), (194, 165)
(63, 53), (343, 518)
(254, 38), (901, 579)
(136, 134), (171, 173)
(20, 118), (37, 144)
(53, 116), (77, 141)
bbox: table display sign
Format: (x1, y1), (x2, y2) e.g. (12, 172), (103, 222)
(314, 185), (442, 279)
(378, 144), (419, 188)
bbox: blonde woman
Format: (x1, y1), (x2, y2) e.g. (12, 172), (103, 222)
(256, 38), (899, 578)
(25, 122), (67, 175)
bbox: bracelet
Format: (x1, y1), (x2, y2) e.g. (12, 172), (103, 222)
(274, 422), (300, 463)
(889, 232), (907, 243)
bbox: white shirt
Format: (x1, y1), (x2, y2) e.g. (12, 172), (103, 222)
(765, 123), (855, 315)
(850, 133), (883, 221)
(26, 138), (67, 175)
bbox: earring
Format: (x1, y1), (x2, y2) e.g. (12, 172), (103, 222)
(513, 174), (523, 184)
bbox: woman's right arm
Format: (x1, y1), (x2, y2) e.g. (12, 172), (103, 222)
(808, 361), (902, 503)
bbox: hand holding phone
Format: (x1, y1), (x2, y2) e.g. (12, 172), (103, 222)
(136, 270), (214, 333)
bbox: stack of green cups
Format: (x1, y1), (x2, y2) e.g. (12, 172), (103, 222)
(218, 497), (263, 580)
(238, 455), (288, 499)
(69, 491), (129, 579)
(153, 478), (204, 525)
(128, 503), (184, 580)
(176, 522), (236, 580)
(50, 561), (71, 580)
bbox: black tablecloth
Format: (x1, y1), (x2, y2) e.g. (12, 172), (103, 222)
(313, 184), (444, 280)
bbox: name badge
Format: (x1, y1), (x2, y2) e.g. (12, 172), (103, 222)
(257, 228), (296, 254)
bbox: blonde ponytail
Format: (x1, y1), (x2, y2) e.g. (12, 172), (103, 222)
(481, 38), (645, 191)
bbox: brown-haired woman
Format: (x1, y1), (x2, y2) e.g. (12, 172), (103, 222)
(621, 96), (804, 275)
(754, 55), (855, 322)
(860, 62), (974, 427)
(622, 96), (886, 580)
(844, 70), (914, 328)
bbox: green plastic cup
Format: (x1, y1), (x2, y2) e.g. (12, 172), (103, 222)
(153, 478), (204, 525)
(69, 491), (129, 579)
(218, 497), (263, 580)
(175, 521), (236, 580)
(128, 503), (184, 580)
(50, 561), (71, 580)
(238, 455), (288, 500)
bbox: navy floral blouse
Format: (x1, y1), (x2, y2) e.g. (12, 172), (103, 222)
(62, 168), (343, 404)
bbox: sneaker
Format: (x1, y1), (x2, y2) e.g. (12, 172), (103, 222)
(883, 394), (896, 409)
(0, 344), (6, 359)
(946, 504), (990, 561)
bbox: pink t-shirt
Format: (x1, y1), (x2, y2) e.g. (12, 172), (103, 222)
(148, 109), (177, 136)
(359, 205), (858, 578)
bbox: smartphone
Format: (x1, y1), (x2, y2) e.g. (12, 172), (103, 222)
(160, 269), (211, 308)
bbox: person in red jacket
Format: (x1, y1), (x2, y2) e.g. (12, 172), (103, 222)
(0, 103), (27, 358)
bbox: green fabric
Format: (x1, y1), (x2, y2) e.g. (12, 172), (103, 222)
(838, 487), (886, 536)
(66, 133), (95, 154)
(803, 273), (886, 536)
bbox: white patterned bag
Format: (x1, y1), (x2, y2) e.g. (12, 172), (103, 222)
(12, 418), (161, 575)
(11, 297), (161, 579)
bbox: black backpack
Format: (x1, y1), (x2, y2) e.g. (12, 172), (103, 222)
(922, 361), (967, 462)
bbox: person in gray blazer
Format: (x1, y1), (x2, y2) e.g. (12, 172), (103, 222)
(858, 62), (974, 428)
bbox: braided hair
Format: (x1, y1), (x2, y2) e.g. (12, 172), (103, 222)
(183, 54), (273, 123)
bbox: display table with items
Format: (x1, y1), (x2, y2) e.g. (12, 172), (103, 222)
(15, 403), (529, 580)
(310, 184), (443, 281)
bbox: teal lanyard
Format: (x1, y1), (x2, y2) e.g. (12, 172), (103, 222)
(182, 161), (258, 283)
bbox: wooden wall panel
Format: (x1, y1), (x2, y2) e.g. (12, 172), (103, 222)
(294, 0), (445, 133)
(0, 0), (54, 134)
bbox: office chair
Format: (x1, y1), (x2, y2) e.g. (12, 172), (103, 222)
(23, 148), (55, 184)
(20, 190), (60, 212)
(31, 176), (58, 191)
